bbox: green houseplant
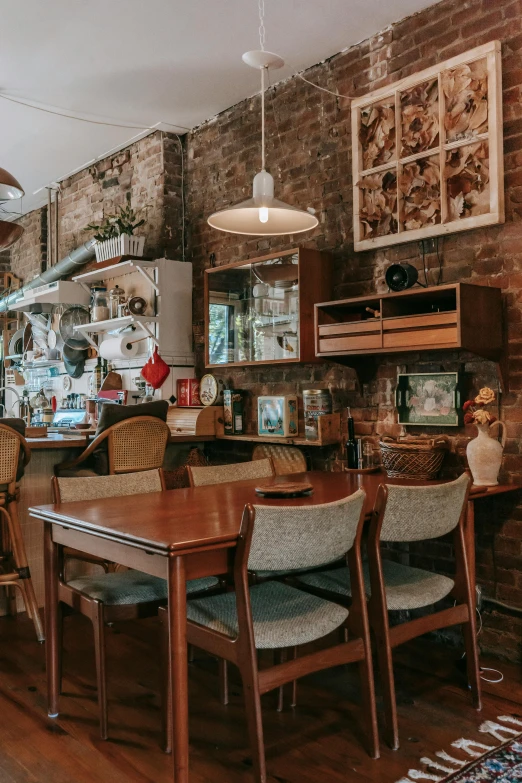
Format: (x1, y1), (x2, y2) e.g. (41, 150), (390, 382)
(85, 204), (146, 263)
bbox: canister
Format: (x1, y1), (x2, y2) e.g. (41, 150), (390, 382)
(176, 378), (201, 407)
(303, 388), (332, 441)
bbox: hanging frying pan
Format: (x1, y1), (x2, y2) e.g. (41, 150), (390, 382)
(59, 305), (90, 349)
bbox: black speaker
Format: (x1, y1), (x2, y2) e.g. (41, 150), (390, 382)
(385, 263), (419, 291)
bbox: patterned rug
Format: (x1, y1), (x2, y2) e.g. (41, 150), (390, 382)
(396, 716), (522, 782)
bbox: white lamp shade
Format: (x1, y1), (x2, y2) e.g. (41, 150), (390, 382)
(208, 197), (318, 235)
(0, 168), (24, 200)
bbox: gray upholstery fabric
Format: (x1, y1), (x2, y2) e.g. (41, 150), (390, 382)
(380, 473), (470, 542)
(67, 570), (219, 605)
(249, 490), (365, 572)
(56, 469), (162, 503)
(187, 580), (348, 649)
(189, 458), (274, 487)
(252, 558), (345, 580)
(296, 561), (454, 611)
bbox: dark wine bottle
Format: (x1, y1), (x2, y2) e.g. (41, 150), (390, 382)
(346, 407), (358, 469)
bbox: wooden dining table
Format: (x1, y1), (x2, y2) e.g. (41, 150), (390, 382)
(29, 470), (521, 783)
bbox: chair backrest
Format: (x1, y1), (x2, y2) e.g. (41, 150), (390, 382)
(248, 490), (366, 572)
(252, 444), (306, 475)
(0, 423), (30, 485)
(53, 468), (164, 503)
(379, 473), (471, 542)
(188, 457), (274, 488)
(108, 417), (170, 474)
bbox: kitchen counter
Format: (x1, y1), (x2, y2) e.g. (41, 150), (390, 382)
(26, 433), (93, 449)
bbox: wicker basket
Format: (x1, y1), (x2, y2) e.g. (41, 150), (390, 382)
(379, 435), (449, 480)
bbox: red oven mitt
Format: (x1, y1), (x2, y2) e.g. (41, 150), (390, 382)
(141, 347), (170, 389)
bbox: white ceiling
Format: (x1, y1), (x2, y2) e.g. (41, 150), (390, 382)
(1, 0), (437, 217)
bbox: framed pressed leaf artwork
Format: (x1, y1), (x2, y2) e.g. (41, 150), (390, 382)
(351, 41), (504, 251)
(396, 372), (463, 427)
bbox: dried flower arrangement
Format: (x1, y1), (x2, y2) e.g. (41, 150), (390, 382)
(401, 79), (439, 156)
(357, 169), (398, 238)
(359, 100), (395, 170)
(442, 59), (488, 143)
(446, 142), (490, 220)
(399, 155), (441, 231)
(351, 42), (502, 251)
(463, 386), (496, 425)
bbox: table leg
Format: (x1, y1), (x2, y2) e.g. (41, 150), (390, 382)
(43, 522), (60, 718)
(168, 554), (188, 783)
(465, 500), (476, 613)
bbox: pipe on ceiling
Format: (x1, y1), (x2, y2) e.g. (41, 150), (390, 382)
(0, 238), (97, 313)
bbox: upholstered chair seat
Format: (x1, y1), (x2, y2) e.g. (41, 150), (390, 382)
(68, 570), (219, 606)
(188, 580), (348, 649)
(296, 560), (455, 611)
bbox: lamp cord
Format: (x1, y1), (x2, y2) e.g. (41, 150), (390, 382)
(261, 67), (266, 170)
(258, 0), (266, 51)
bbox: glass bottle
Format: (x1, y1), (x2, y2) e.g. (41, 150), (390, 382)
(346, 407), (358, 469)
(92, 358), (103, 395)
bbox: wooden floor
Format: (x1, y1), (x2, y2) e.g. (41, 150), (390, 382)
(0, 614), (521, 783)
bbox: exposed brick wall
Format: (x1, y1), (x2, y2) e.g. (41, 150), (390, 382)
(9, 130), (183, 282)
(186, 0), (522, 660)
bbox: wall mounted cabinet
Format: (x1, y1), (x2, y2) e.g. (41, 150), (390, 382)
(205, 248), (332, 368)
(315, 282), (503, 366)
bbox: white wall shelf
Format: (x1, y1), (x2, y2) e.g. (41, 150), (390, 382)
(72, 259), (159, 293)
(72, 315), (159, 348)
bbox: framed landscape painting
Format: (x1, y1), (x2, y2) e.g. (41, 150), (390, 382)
(396, 371), (462, 427)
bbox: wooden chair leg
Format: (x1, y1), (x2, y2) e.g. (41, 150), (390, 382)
(92, 604), (108, 741)
(275, 649), (287, 712)
(290, 647), (297, 708)
(358, 653), (380, 759)
(57, 602), (64, 696)
(219, 658), (229, 706)
(159, 609), (172, 754)
(462, 616), (482, 710)
(372, 622), (399, 751)
(4, 502), (44, 642)
(238, 657), (266, 783)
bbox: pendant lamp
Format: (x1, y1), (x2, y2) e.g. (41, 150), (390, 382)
(0, 221), (24, 250)
(0, 167), (24, 201)
(208, 50), (318, 236)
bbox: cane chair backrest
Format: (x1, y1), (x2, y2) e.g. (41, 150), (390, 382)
(252, 444), (307, 475)
(188, 458), (274, 488)
(108, 417), (170, 474)
(248, 490), (366, 572)
(54, 469), (163, 503)
(379, 473), (471, 542)
(0, 425), (23, 485)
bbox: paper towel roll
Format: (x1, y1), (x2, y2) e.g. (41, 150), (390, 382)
(99, 336), (140, 361)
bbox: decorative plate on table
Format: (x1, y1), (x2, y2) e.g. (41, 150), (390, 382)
(255, 481), (313, 498)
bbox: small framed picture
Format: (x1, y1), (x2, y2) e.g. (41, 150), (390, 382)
(257, 395), (298, 437)
(396, 372), (462, 427)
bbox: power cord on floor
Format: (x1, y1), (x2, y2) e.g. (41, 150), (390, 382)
(459, 605), (504, 684)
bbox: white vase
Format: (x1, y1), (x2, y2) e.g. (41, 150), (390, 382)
(466, 421), (505, 486)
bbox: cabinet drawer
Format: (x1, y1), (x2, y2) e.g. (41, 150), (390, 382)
(318, 320), (381, 337)
(319, 333), (382, 353)
(383, 326), (458, 349)
(382, 311), (457, 332)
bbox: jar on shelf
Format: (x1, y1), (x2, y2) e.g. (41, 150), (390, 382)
(91, 286), (110, 322)
(108, 285), (126, 318)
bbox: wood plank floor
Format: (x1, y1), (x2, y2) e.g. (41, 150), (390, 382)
(0, 612), (520, 783)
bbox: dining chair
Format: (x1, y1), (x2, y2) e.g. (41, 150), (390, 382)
(0, 421), (44, 642)
(295, 472), (477, 750)
(187, 457), (275, 488)
(56, 414), (171, 577)
(182, 492), (379, 782)
(52, 469), (220, 744)
(251, 444), (307, 475)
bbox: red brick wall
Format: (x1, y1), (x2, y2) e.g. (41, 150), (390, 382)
(9, 130), (183, 281)
(186, 0), (522, 659)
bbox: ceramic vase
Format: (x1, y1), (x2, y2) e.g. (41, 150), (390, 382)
(466, 420), (506, 486)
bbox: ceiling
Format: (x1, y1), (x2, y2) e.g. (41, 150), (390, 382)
(1, 0), (436, 217)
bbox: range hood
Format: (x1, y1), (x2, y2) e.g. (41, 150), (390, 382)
(11, 280), (90, 313)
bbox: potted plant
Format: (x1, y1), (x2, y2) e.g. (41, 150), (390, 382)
(464, 386), (505, 486)
(85, 204), (146, 263)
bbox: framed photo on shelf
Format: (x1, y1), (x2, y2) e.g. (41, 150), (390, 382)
(396, 371), (463, 427)
(351, 40), (503, 251)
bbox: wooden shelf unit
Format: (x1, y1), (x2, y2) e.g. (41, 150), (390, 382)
(216, 412), (341, 446)
(315, 283), (503, 363)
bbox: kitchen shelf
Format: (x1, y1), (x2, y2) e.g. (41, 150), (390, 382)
(216, 413), (340, 446)
(73, 315), (159, 348)
(72, 260), (159, 292)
